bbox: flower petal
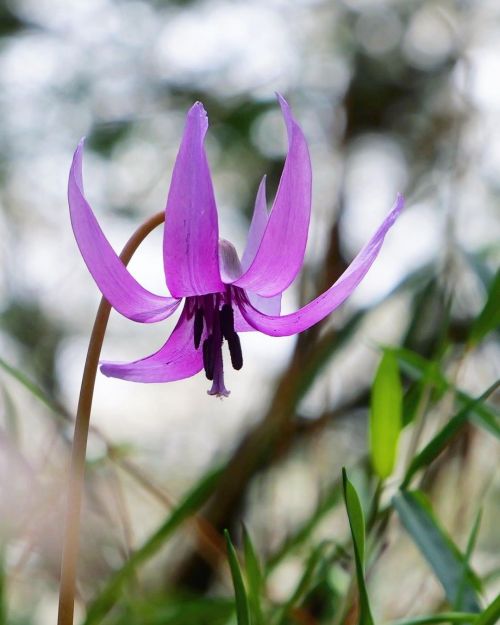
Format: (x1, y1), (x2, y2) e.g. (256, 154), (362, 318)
(69, 141), (180, 323)
(163, 102), (225, 297)
(241, 176), (268, 272)
(234, 291), (282, 332)
(100, 303), (203, 382)
(237, 195), (404, 336)
(233, 95), (312, 296)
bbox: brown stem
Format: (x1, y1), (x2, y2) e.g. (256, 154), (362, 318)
(57, 211), (165, 625)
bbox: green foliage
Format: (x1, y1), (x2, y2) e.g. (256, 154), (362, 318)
(469, 269), (500, 346)
(389, 613), (478, 625)
(369, 351), (403, 479)
(402, 381), (500, 488)
(83, 467), (223, 624)
(242, 526), (265, 625)
(2, 4), (499, 623)
(393, 491), (482, 613)
(342, 468), (374, 625)
(474, 593), (500, 625)
(224, 531), (251, 625)
(388, 347), (500, 437)
(0, 554), (6, 625)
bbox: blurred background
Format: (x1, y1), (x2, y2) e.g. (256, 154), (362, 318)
(0, 0), (498, 623)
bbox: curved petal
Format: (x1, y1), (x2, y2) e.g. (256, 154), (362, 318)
(234, 291), (282, 332)
(163, 102), (225, 297)
(241, 176), (268, 272)
(100, 304), (204, 382)
(233, 95), (312, 297)
(237, 195), (404, 336)
(69, 140), (180, 323)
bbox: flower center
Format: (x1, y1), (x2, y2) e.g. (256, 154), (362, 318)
(190, 289), (243, 397)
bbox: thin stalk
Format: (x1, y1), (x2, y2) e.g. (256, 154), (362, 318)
(57, 211), (165, 625)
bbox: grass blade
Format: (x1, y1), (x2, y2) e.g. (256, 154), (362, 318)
(83, 466), (223, 624)
(402, 381), (500, 487)
(224, 530), (251, 625)
(0, 357), (60, 414)
(389, 612), (477, 625)
(475, 593), (500, 625)
(454, 510), (482, 611)
(0, 554), (6, 625)
(388, 348), (500, 438)
(342, 468), (374, 625)
(276, 543), (325, 625)
(469, 269), (500, 347)
(243, 525), (265, 625)
(393, 491), (481, 613)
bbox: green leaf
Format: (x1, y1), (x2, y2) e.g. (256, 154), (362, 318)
(469, 270), (500, 346)
(342, 468), (374, 625)
(267, 471), (345, 571)
(393, 491), (481, 613)
(225, 530), (251, 625)
(475, 593), (500, 625)
(83, 466), (223, 625)
(388, 348), (500, 438)
(402, 381), (500, 488)
(276, 542), (326, 625)
(454, 510), (482, 611)
(370, 352), (403, 479)
(389, 612), (477, 625)
(0, 357), (61, 415)
(109, 595), (234, 625)
(0, 553), (6, 625)
(242, 525), (265, 625)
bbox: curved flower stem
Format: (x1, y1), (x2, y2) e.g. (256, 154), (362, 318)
(57, 211), (165, 625)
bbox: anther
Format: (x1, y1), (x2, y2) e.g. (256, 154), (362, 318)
(227, 332), (243, 370)
(220, 304), (235, 340)
(194, 308), (204, 349)
(202, 335), (215, 380)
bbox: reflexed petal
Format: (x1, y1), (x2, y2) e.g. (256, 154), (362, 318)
(233, 95), (312, 296)
(241, 176), (268, 272)
(234, 291), (282, 332)
(163, 102), (224, 297)
(237, 195), (404, 336)
(100, 304), (204, 382)
(69, 141), (180, 323)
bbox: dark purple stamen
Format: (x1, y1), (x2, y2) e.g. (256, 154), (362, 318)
(220, 303), (235, 339)
(194, 307), (204, 349)
(227, 332), (243, 370)
(202, 335), (215, 380)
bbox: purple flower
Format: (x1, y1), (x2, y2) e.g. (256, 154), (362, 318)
(69, 95), (403, 397)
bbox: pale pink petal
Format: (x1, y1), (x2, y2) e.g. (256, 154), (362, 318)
(233, 291), (282, 332)
(241, 176), (268, 272)
(163, 103), (224, 297)
(100, 304), (203, 382)
(69, 141), (180, 323)
(237, 195), (404, 336)
(233, 95), (312, 296)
